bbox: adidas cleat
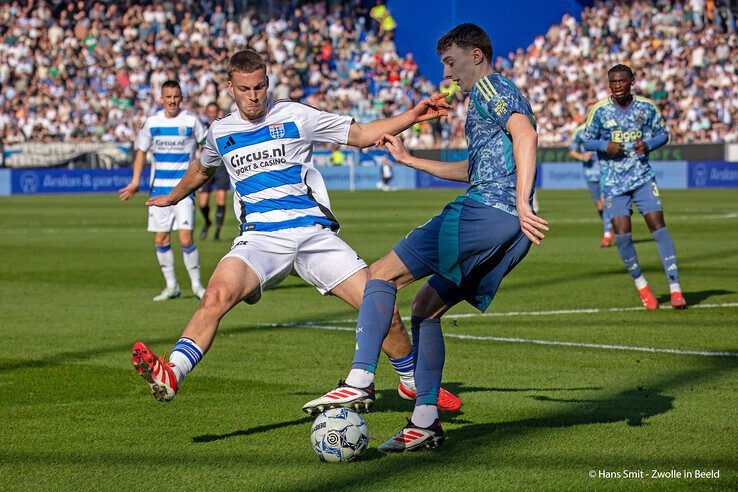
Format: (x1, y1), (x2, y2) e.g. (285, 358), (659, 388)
(638, 285), (659, 311)
(153, 285), (180, 302)
(302, 381), (375, 416)
(132, 342), (178, 402)
(599, 235), (613, 248)
(378, 419), (445, 453)
(397, 383), (462, 412)
(670, 291), (687, 309)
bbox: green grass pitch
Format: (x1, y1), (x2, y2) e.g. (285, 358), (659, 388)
(1, 189), (736, 490)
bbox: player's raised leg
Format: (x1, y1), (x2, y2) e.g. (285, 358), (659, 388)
(153, 231), (180, 301)
(308, 267), (461, 414)
(132, 257), (261, 402)
(302, 252), (415, 415)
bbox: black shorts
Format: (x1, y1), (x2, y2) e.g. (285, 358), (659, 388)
(199, 165), (230, 193)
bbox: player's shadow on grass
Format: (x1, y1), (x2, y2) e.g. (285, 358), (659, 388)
(655, 288), (734, 306)
(192, 416), (313, 443)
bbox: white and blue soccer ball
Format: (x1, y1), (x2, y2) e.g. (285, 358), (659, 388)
(310, 407), (369, 462)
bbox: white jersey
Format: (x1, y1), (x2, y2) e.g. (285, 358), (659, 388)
(200, 101), (352, 233)
(135, 110), (207, 197)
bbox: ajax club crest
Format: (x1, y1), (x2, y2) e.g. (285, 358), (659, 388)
(269, 124), (286, 139)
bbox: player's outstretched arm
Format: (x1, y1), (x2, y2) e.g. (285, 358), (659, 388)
(347, 94), (451, 148)
(375, 134), (469, 182)
(508, 113), (548, 245)
(146, 159), (216, 207)
(118, 150), (147, 201)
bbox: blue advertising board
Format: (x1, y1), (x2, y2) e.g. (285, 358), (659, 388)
(688, 162), (738, 188)
(9, 168), (151, 195)
(539, 161), (689, 190)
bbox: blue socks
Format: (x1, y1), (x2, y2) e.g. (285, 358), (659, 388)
(351, 280), (397, 373)
(652, 227), (680, 288)
(414, 317), (445, 407)
(615, 233), (643, 279)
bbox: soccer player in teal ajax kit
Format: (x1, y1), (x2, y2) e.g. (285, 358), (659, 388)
(304, 23), (549, 451)
(582, 64), (685, 310)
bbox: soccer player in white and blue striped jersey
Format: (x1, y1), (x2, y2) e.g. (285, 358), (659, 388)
(130, 49), (461, 411)
(119, 80), (207, 301)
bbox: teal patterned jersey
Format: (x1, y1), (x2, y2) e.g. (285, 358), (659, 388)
(569, 124), (600, 183)
(465, 72), (536, 216)
(581, 96), (669, 196)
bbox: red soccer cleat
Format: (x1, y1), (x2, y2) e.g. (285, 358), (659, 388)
(638, 286), (659, 311)
(670, 291), (687, 309)
(599, 235), (613, 248)
(132, 341), (178, 402)
(398, 383), (462, 412)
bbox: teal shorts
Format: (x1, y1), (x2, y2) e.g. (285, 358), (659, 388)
(393, 196), (531, 312)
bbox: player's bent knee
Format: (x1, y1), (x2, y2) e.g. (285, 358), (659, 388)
(199, 285), (236, 313)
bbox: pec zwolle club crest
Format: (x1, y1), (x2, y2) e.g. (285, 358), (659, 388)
(269, 124), (285, 139)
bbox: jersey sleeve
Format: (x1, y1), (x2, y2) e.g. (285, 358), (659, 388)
(200, 127), (222, 168)
(134, 118), (151, 152)
(568, 131), (581, 152)
(581, 107), (607, 152)
(476, 77), (533, 131)
(293, 103), (353, 144)
(644, 103), (669, 151)
(193, 117), (207, 146)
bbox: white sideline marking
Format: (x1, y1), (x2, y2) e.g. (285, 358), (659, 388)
(267, 322), (738, 358)
(258, 302), (738, 358)
(550, 211), (738, 225)
(323, 302), (738, 323)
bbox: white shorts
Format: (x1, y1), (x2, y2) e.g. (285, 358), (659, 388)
(147, 197), (196, 232)
(223, 225), (367, 302)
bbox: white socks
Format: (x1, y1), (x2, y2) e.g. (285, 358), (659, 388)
(182, 243), (202, 289)
(345, 369), (374, 388)
(634, 275), (648, 290)
(155, 244), (177, 288)
(411, 404), (438, 428)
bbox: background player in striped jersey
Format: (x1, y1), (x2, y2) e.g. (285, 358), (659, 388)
(130, 49), (461, 412)
(119, 80), (207, 301)
(582, 64), (685, 310)
(197, 101), (230, 242)
(569, 123), (613, 247)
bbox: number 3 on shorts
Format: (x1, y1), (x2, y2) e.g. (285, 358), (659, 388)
(651, 181), (660, 197)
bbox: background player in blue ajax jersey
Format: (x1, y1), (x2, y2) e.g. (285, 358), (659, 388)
(582, 64), (685, 310)
(304, 23), (549, 452)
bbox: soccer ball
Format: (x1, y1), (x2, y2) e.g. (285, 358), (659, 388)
(310, 407), (369, 462)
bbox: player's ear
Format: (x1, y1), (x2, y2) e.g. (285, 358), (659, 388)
(472, 47), (484, 66)
(227, 79), (234, 98)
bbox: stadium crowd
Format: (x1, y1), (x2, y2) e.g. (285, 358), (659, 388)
(0, 0), (736, 153)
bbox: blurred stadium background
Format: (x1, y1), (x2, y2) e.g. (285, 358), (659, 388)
(1, 0), (737, 193)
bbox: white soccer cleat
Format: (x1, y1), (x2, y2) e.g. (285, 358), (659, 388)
(302, 381), (375, 416)
(192, 284), (206, 300)
(153, 285), (181, 301)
